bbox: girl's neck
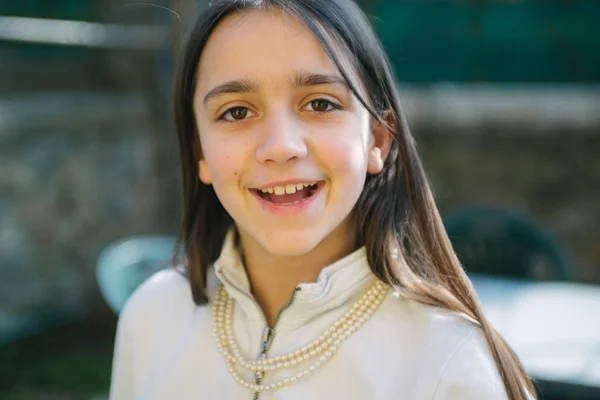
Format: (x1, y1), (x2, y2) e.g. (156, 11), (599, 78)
(237, 221), (358, 326)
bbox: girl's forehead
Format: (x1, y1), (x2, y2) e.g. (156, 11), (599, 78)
(195, 8), (357, 92)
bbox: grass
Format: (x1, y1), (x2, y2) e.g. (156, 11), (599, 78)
(0, 309), (117, 400)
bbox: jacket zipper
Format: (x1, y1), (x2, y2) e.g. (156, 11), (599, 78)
(252, 286), (301, 400)
(215, 268), (301, 400)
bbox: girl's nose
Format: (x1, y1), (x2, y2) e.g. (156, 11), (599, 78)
(255, 111), (308, 165)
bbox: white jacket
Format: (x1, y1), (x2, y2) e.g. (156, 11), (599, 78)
(109, 233), (508, 400)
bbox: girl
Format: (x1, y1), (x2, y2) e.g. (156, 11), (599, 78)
(109, 0), (536, 398)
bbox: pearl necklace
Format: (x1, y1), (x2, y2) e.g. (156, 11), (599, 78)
(211, 281), (389, 392)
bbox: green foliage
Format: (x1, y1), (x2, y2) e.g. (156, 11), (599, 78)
(0, 316), (116, 400)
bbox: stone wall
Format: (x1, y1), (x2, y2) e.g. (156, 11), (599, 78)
(402, 85), (600, 283)
(401, 84), (600, 284)
(419, 133), (599, 283)
(0, 93), (163, 342)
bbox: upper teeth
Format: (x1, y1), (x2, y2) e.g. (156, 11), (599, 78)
(259, 182), (317, 195)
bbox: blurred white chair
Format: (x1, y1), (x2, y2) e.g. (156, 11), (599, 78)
(96, 235), (178, 314)
(472, 274), (600, 394)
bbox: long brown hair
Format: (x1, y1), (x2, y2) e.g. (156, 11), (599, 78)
(173, 0), (536, 398)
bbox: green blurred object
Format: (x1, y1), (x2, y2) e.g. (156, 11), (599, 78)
(1, 1), (599, 82)
(0, 0), (95, 58)
(443, 205), (571, 280)
(0, 317), (114, 400)
(0, 0), (92, 20)
(371, 0), (600, 83)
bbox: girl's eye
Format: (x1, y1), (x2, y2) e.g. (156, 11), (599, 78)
(219, 106), (254, 122)
(304, 99), (340, 113)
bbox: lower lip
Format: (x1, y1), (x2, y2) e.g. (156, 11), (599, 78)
(250, 182), (325, 216)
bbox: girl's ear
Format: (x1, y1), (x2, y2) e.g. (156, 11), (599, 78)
(367, 111), (395, 175)
(198, 159), (212, 184)
(196, 143), (212, 185)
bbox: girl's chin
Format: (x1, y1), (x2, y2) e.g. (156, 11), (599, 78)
(235, 217), (356, 259)
(242, 227), (330, 257)
(256, 237), (322, 258)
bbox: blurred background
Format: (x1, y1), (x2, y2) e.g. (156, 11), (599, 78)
(1, 0), (599, 399)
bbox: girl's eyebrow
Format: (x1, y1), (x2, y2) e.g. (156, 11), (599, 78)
(291, 70), (348, 89)
(202, 71), (347, 107)
(203, 79), (258, 106)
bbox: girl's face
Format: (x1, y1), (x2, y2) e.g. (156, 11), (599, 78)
(194, 9), (387, 257)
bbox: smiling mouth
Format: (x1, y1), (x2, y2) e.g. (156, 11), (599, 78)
(251, 182), (322, 205)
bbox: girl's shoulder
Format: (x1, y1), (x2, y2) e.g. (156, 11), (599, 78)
(117, 267), (196, 333)
(127, 267), (190, 308)
(379, 292), (508, 399)
(380, 290), (481, 338)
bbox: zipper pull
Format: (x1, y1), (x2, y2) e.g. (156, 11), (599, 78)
(260, 326), (275, 353)
(253, 327), (273, 390)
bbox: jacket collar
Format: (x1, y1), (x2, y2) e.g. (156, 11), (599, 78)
(212, 229), (378, 328)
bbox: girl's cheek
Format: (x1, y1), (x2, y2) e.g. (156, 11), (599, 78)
(314, 128), (368, 172)
(211, 151), (239, 179)
(201, 136), (238, 182)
